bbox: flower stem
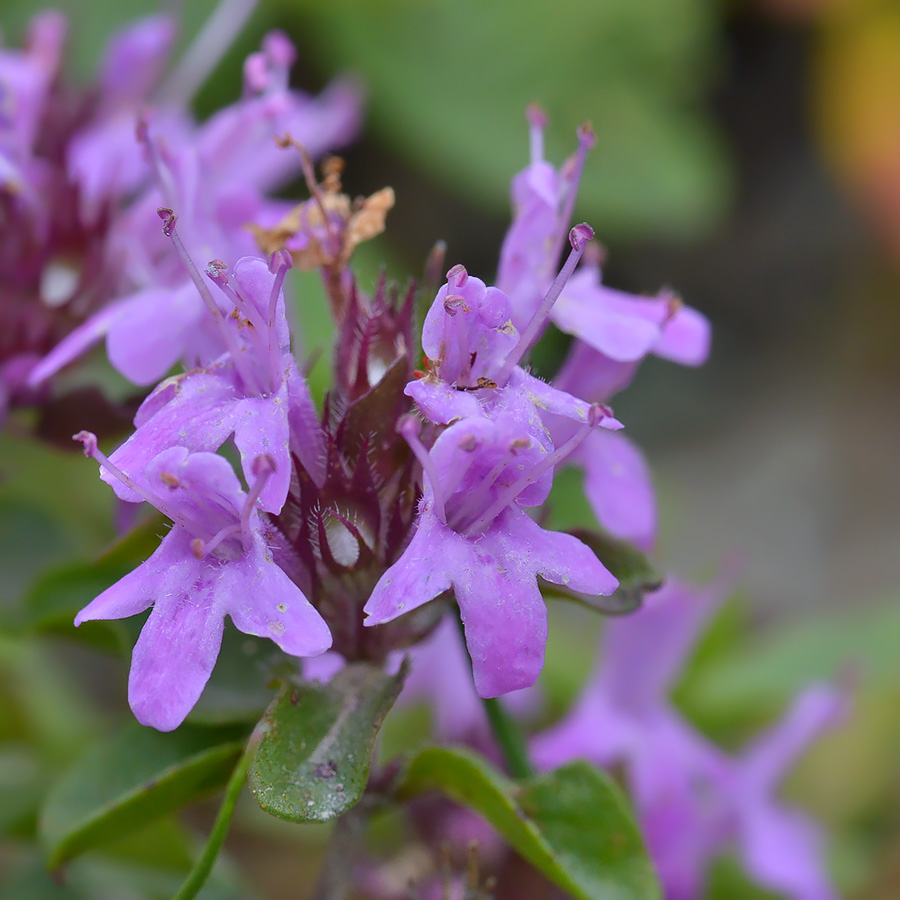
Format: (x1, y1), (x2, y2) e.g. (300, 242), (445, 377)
(451, 609), (534, 779)
(481, 697), (534, 781)
(313, 803), (368, 900)
(171, 731), (259, 900)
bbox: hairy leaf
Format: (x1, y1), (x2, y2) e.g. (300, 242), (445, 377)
(249, 661), (407, 823)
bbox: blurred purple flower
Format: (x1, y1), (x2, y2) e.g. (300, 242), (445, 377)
(533, 575), (848, 900)
(9, 10), (361, 404)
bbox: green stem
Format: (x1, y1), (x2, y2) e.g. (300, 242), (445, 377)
(481, 696), (534, 780)
(453, 608), (534, 780)
(312, 803), (369, 900)
(171, 731), (259, 900)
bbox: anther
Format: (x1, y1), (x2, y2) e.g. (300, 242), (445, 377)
(190, 538), (206, 559)
(443, 294), (466, 316)
(661, 288), (683, 322)
(569, 222), (594, 253)
(526, 103), (548, 131)
(251, 453), (276, 479)
(577, 121), (596, 151)
(269, 248), (293, 274)
(73, 430), (98, 458)
(157, 207), (176, 237)
(459, 434), (479, 452)
(243, 52), (269, 93)
(587, 402), (614, 427)
(446, 264), (468, 289)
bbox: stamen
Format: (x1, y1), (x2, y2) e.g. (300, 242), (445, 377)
(139, 122), (179, 209)
(660, 288), (683, 323)
(447, 264), (468, 289)
(275, 134), (340, 259)
(262, 30), (296, 81)
(463, 405), (607, 535)
(158, 0), (259, 104)
(423, 241), (447, 296)
(443, 294), (471, 385)
(437, 432), (484, 501)
(157, 209), (260, 393)
(265, 253), (291, 383)
(449, 437), (532, 532)
(192, 523), (242, 559)
(240, 454), (275, 549)
(73, 431), (181, 524)
(556, 122), (596, 253)
(526, 104), (547, 165)
(496, 224), (593, 383)
(398, 415), (447, 524)
(205, 260), (264, 333)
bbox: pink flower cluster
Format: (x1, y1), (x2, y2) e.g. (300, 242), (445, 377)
(3, 8), (847, 896)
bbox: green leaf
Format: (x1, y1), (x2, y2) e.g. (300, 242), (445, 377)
(291, 0), (729, 239)
(541, 526), (662, 615)
(249, 661), (408, 823)
(23, 515), (163, 648)
(41, 723), (245, 868)
(0, 432), (116, 611)
(568, 528), (663, 613)
(682, 603), (900, 722)
(399, 746), (660, 900)
(187, 627), (280, 727)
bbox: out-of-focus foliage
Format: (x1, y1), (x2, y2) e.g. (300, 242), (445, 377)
(399, 747), (660, 900)
(41, 725), (245, 868)
(814, 0), (900, 259)
(291, 0), (730, 239)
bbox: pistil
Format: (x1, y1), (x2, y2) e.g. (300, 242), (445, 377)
(398, 415), (447, 524)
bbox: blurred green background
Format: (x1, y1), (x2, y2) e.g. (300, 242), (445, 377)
(2, 0), (900, 897)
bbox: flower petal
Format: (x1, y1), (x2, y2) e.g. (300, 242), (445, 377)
(224, 544), (331, 657)
(363, 509), (455, 625)
(124, 533), (226, 731)
(576, 428), (656, 550)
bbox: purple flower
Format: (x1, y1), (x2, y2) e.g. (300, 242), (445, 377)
(101, 250), (324, 513)
(23, 22), (362, 394)
(533, 575), (848, 900)
(496, 108), (710, 377)
(401, 615), (540, 745)
(364, 412), (618, 698)
(407, 228), (623, 438)
(73, 434), (331, 731)
(551, 267), (710, 368)
(66, 15), (178, 224)
(496, 107), (593, 331)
